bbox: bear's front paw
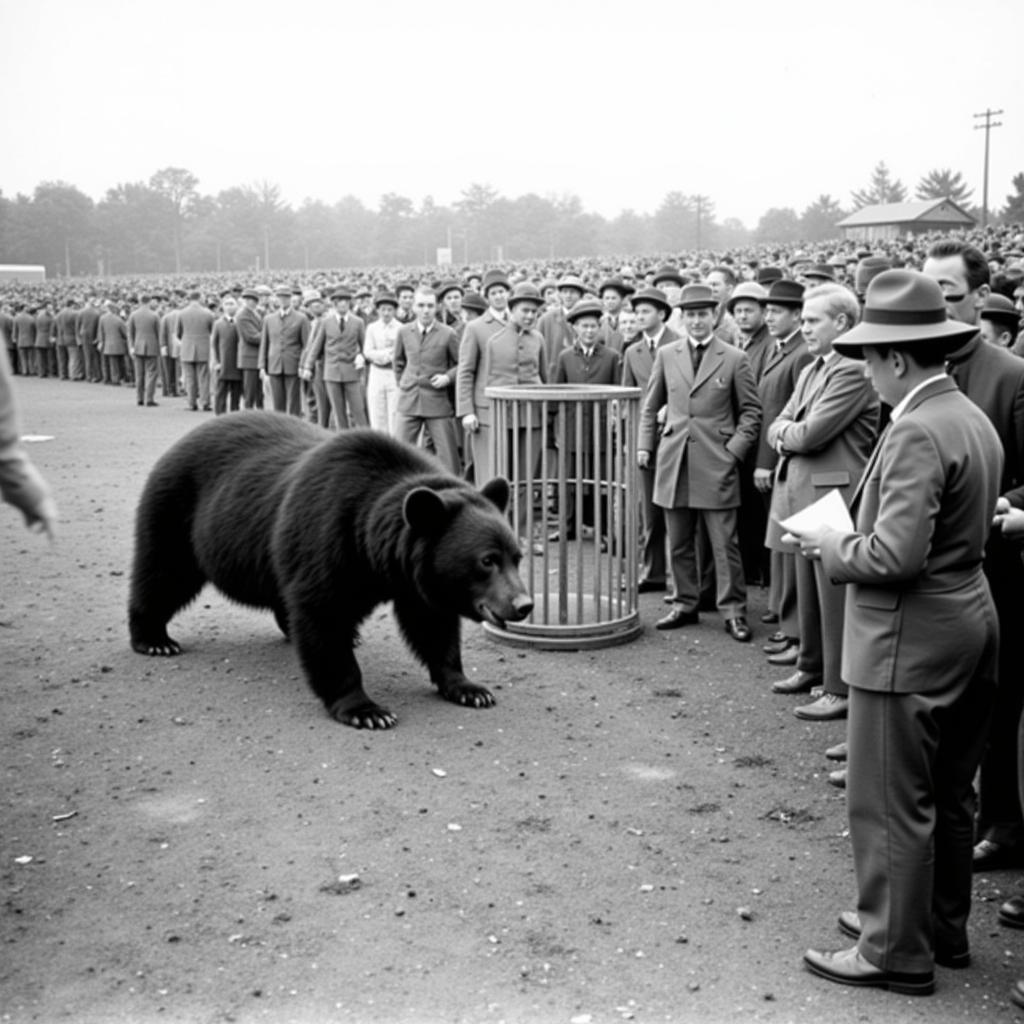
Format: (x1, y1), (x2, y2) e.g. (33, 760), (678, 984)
(328, 698), (398, 730)
(439, 682), (496, 709)
(131, 635), (182, 657)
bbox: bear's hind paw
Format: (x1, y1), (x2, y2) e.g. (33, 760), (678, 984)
(439, 682), (496, 709)
(328, 697), (398, 730)
(131, 635), (182, 657)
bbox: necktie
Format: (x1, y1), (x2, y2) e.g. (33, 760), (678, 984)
(691, 342), (704, 373)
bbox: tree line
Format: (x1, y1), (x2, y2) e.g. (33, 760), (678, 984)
(1, 163), (1021, 278)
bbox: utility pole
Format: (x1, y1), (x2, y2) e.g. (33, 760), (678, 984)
(974, 108), (1003, 229)
(694, 195), (703, 250)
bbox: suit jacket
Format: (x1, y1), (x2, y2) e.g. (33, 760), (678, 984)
(456, 321), (546, 425)
(234, 305), (263, 370)
(393, 320), (459, 419)
(301, 312), (366, 383)
(735, 323), (773, 384)
(756, 330), (813, 471)
(620, 327), (680, 391)
(97, 311), (128, 356)
(0, 312), (13, 348)
(34, 312), (54, 348)
(160, 309), (182, 359)
(211, 317), (241, 379)
(259, 309), (310, 375)
(820, 377), (1002, 694)
(128, 307), (162, 358)
(76, 306), (100, 347)
(460, 310), (509, 367)
(553, 343), (621, 453)
(55, 308), (78, 346)
(13, 312), (36, 349)
(176, 301), (215, 363)
(598, 312), (629, 354)
(537, 307), (576, 369)
(639, 336), (761, 510)
(765, 353), (878, 549)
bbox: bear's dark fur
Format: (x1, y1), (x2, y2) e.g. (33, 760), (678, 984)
(128, 412), (533, 729)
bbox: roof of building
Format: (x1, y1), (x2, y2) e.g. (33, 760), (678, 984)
(837, 199), (976, 228)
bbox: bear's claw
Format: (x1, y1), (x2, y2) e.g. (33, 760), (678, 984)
(440, 683), (496, 709)
(131, 637), (182, 657)
(329, 698), (398, 730)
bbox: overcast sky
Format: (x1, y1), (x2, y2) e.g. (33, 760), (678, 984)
(3, 0), (1021, 229)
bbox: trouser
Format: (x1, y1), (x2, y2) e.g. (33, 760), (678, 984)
(638, 463), (667, 585)
(215, 377), (243, 414)
(134, 355), (159, 404)
(162, 355), (180, 396)
(241, 368), (263, 409)
(738, 465), (770, 587)
(848, 661), (996, 972)
(768, 548), (799, 636)
(16, 348), (32, 375)
(103, 354), (126, 384)
(269, 373), (302, 416)
(83, 342), (102, 381)
(182, 361), (210, 409)
(664, 506), (746, 618)
(305, 362), (329, 426)
(56, 345), (70, 378)
(34, 348), (50, 377)
(68, 345), (84, 380)
(366, 366), (398, 434)
(395, 413), (460, 474)
(326, 380), (368, 429)
(794, 551), (847, 695)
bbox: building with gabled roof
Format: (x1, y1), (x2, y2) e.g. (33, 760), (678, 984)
(836, 199), (976, 242)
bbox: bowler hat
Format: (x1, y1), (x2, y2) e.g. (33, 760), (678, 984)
(854, 256), (892, 297)
(565, 298), (605, 324)
(675, 283), (717, 310)
(833, 270), (978, 359)
(756, 266), (784, 286)
(764, 280), (805, 308)
(726, 282), (769, 313)
(652, 265), (686, 289)
(461, 290), (487, 314)
(480, 269), (511, 296)
(980, 293), (1020, 328)
(374, 291), (398, 309)
(599, 277), (636, 298)
(803, 264), (836, 282)
(630, 286), (672, 318)
(354, 286), (372, 300)
(507, 282), (544, 309)
(330, 286), (354, 301)
(556, 274), (586, 293)
(436, 279), (464, 301)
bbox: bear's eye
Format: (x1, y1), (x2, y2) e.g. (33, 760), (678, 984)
(480, 554), (497, 570)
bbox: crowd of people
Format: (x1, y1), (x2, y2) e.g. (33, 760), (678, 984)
(5, 226), (1024, 1002)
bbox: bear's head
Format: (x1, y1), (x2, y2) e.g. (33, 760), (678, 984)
(402, 479), (533, 629)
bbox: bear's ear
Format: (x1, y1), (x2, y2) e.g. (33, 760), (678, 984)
(403, 487), (450, 533)
(480, 477), (510, 514)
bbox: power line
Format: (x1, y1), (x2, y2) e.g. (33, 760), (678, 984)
(974, 108), (1003, 230)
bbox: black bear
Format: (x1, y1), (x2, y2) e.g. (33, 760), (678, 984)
(128, 413), (533, 729)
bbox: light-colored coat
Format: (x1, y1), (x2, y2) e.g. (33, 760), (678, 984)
(176, 302), (215, 363)
(128, 307), (162, 358)
(456, 322), (546, 426)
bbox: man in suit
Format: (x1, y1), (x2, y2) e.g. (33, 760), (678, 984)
(236, 289), (263, 409)
(598, 277), (634, 354)
(621, 286), (679, 591)
(537, 274), (585, 369)
(766, 284), (878, 719)
(922, 239), (1024, 872)
(176, 291), (215, 411)
(393, 288), (461, 474)
(210, 294), (242, 414)
(128, 294), (162, 407)
(757, 281), (812, 661)
(638, 283), (761, 642)
(13, 305), (36, 377)
(259, 285), (310, 416)
(76, 297), (102, 383)
(299, 286), (368, 429)
(794, 270), (1001, 996)
(159, 291), (184, 397)
(97, 301), (129, 385)
(55, 298), (79, 380)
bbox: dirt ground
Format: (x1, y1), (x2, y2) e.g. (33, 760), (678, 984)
(2, 375), (1024, 1024)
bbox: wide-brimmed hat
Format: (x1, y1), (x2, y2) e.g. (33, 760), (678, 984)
(480, 269), (511, 296)
(436, 279), (464, 301)
(461, 290), (487, 314)
(651, 265), (686, 289)
(507, 282), (544, 309)
(980, 293), (1020, 328)
(756, 266), (784, 286)
(854, 256), (892, 296)
(726, 282), (769, 313)
(803, 264), (836, 282)
(556, 274), (586, 293)
(598, 276), (635, 298)
(565, 298), (605, 324)
(675, 283), (718, 310)
(240, 288), (260, 301)
(833, 270), (979, 358)
(374, 291), (398, 309)
(764, 280), (805, 308)
(630, 286), (672, 318)
(330, 286), (354, 301)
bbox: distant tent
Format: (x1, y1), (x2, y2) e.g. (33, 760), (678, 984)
(837, 199), (976, 243)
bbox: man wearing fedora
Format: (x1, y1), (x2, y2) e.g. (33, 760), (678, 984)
(537, 275), (585, 370)
(789, 269), (1001, 996)
(259, 286), (311, 417)
(176, 290), (215, 411)
(621, 287), (679, 592)
(923, 239), (1024, 875)
(758, 280), (812, 662)
(363, 292), (401, 435)
(598, 277), (635, 354)
(638, 283), (761, 642)
(236, 289), (264, 410)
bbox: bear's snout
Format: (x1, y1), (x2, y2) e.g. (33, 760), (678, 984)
(510, 593), (534, 620)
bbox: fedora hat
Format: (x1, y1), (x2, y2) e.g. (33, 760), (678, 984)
(833, 270), (979, 359)
(726, 281), (769, 313)
(651, 265), (686, 289)
(630, 286), (672, 318)
(330, 286), (354, 301)
(480, 269), (511, 296)
(436, 279), (464, 301)
(461, 290), (487, 314)
(373, 291), (398, 309)
(803, 263), (836, 282)
(565, 298), (605, 324)
(980, 293), (1020, 328)
(599, 276), (636, 298)
(507, 282), (545, 309)
(556, 274), (586, 293)
(756, 266), (784, 286)
(675, 283), (717, 310)
(764, 280), (805, 308)
(854, 256), (892, 297)
(240, 288), (260, 301)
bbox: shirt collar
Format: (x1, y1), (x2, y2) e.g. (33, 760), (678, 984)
(889, 372), (948, 422)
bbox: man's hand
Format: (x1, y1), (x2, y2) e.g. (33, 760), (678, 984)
(994, 500), (1024, 539)
(656, 405), (667, 427)
(462, 414), (479, 433)
(754, 468), (773, 493)
(781, 523), (832, 561)
(429, 373), (449, 389)
(638, 450), (651, 469)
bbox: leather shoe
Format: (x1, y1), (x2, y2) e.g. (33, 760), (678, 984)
(662, 592), (679, 604)
(760, 610), (779, 624)
(825, 741), (848, 761)
(766, 643), (799, 665)
(655, 607), (699, 630)
(724, 617), (751, 642)
(999, 895), (1024, 929)
(636, 579), (666, 594)
(794, 693), (849, 721)
(837, 911), (970, 969)
(771, 671), (820, 695)
(1012, 979), (1024, 1010)
(763, 637), (797, 655)
(803, 946), (934, 995)
(764, 630), (787, 646)
(972, 837), (1024, 872)
(827, 768), (847, 789)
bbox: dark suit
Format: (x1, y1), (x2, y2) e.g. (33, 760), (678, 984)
(176, 301), (215, 410)
(54, 307), (78, 379)
(13, 312), (35, 376)
(820, 377), (1001, 974)
(301, 312), (368, 428)
(621, 327), (679, 586)
(639, 336), (761, 617)
(767, 353), (877, 695)
(76, 305), (101, 382)
(235, 304), (263, 408)
(128, 306), (162, 404)
(159, 308), (181, 396)
(259, 308), (310, 416)
(393, 320), (460, 473)
(211, 316), (242, 414)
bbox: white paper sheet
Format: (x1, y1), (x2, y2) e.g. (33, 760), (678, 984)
(777, 488), (853, 538)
